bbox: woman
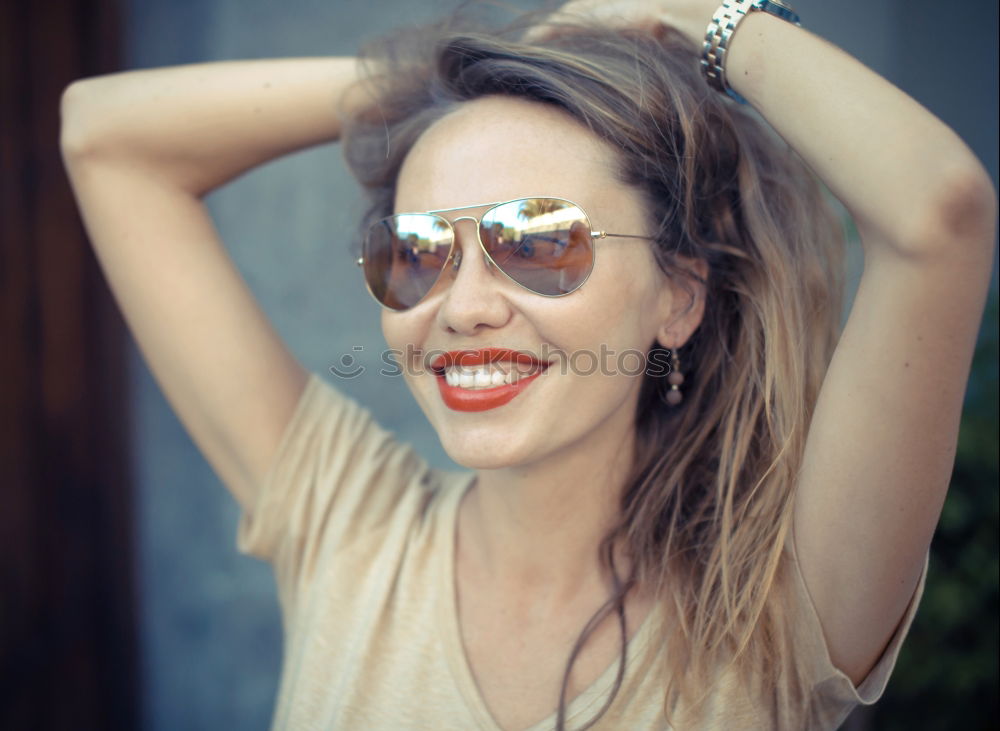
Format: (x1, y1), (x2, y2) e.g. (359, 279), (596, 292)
(60, 0), (996, 728)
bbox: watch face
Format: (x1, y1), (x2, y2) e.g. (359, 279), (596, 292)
(758, 0), (801, 24)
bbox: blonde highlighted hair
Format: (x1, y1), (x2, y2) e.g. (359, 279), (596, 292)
(343, 9), (844, 728)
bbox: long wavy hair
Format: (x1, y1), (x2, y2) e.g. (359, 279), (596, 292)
(342, 7), (844, 728)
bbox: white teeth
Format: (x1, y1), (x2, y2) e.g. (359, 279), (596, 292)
(441, 363), (538, 390)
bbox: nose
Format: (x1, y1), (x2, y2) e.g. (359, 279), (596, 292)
(435, 219), (513, 336)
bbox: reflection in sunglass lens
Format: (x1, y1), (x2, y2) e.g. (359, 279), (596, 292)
(363, 214), (454, 311)
(363, 198), (596, 310)
(480, 199), (593, 296)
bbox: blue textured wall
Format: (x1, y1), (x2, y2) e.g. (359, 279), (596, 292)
(123, 2), (997, 729)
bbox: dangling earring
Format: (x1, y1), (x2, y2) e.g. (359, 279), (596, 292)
(664, 349), (684, 406)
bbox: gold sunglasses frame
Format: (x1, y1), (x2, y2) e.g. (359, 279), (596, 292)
(356, 196), (655, 311)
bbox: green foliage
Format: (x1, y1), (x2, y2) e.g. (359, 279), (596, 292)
(871, 288), (999, 730)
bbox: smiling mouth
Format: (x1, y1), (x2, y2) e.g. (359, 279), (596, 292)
(439, 360), (546, 389)
(430, 348), (549, 410)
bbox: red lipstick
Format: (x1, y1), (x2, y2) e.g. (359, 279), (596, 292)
(430, 348), (547, 412)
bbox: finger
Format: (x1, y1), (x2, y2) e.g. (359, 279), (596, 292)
(521, 1), (657, 43)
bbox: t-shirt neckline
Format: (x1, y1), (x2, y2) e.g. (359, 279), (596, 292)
(436, 476), (658, 731)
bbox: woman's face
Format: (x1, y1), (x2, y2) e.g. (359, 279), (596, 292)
(383, 95), (696, 470)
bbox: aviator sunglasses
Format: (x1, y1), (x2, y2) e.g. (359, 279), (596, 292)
(357, 196), (654, 311)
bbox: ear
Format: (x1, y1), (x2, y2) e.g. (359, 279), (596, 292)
(655, 256), (709, 350)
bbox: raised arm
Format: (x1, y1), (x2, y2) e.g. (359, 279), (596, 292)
(546, 0), (997, 685)
(709, 5), (995, 684)
(716, 10), (996, 684)
(61, 58), (364, 511)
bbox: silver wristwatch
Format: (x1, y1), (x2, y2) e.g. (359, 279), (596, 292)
(701, 0), (802, 103)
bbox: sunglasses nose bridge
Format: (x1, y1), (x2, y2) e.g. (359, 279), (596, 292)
(446, 214), (493, 271)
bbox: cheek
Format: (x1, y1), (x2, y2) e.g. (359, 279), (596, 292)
(381, 309), (426, 348)
(381, 310), (432, 379)
(555, 258), (665, 352)
(380, 310), (404, 350)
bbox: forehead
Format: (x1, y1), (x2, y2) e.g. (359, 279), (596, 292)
(395, 96), (623, 213)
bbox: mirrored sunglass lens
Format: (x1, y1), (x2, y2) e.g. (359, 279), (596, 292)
(480, 199), (593, 296)
(364, 214), (453, 310)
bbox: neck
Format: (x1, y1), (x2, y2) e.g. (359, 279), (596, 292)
(458, 405), (639, 610)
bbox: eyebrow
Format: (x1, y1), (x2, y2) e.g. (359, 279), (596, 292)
(424, 200), (507, 214)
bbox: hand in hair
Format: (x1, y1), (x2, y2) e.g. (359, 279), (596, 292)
(525, 0), (718, 47)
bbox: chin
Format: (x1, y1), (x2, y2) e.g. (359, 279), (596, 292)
(446, 453), (512, 471)
(436, 428), (541, 472)
(440, 440), (522, 471)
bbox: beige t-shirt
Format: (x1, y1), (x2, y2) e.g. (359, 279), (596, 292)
(236, 372), (925, 730)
